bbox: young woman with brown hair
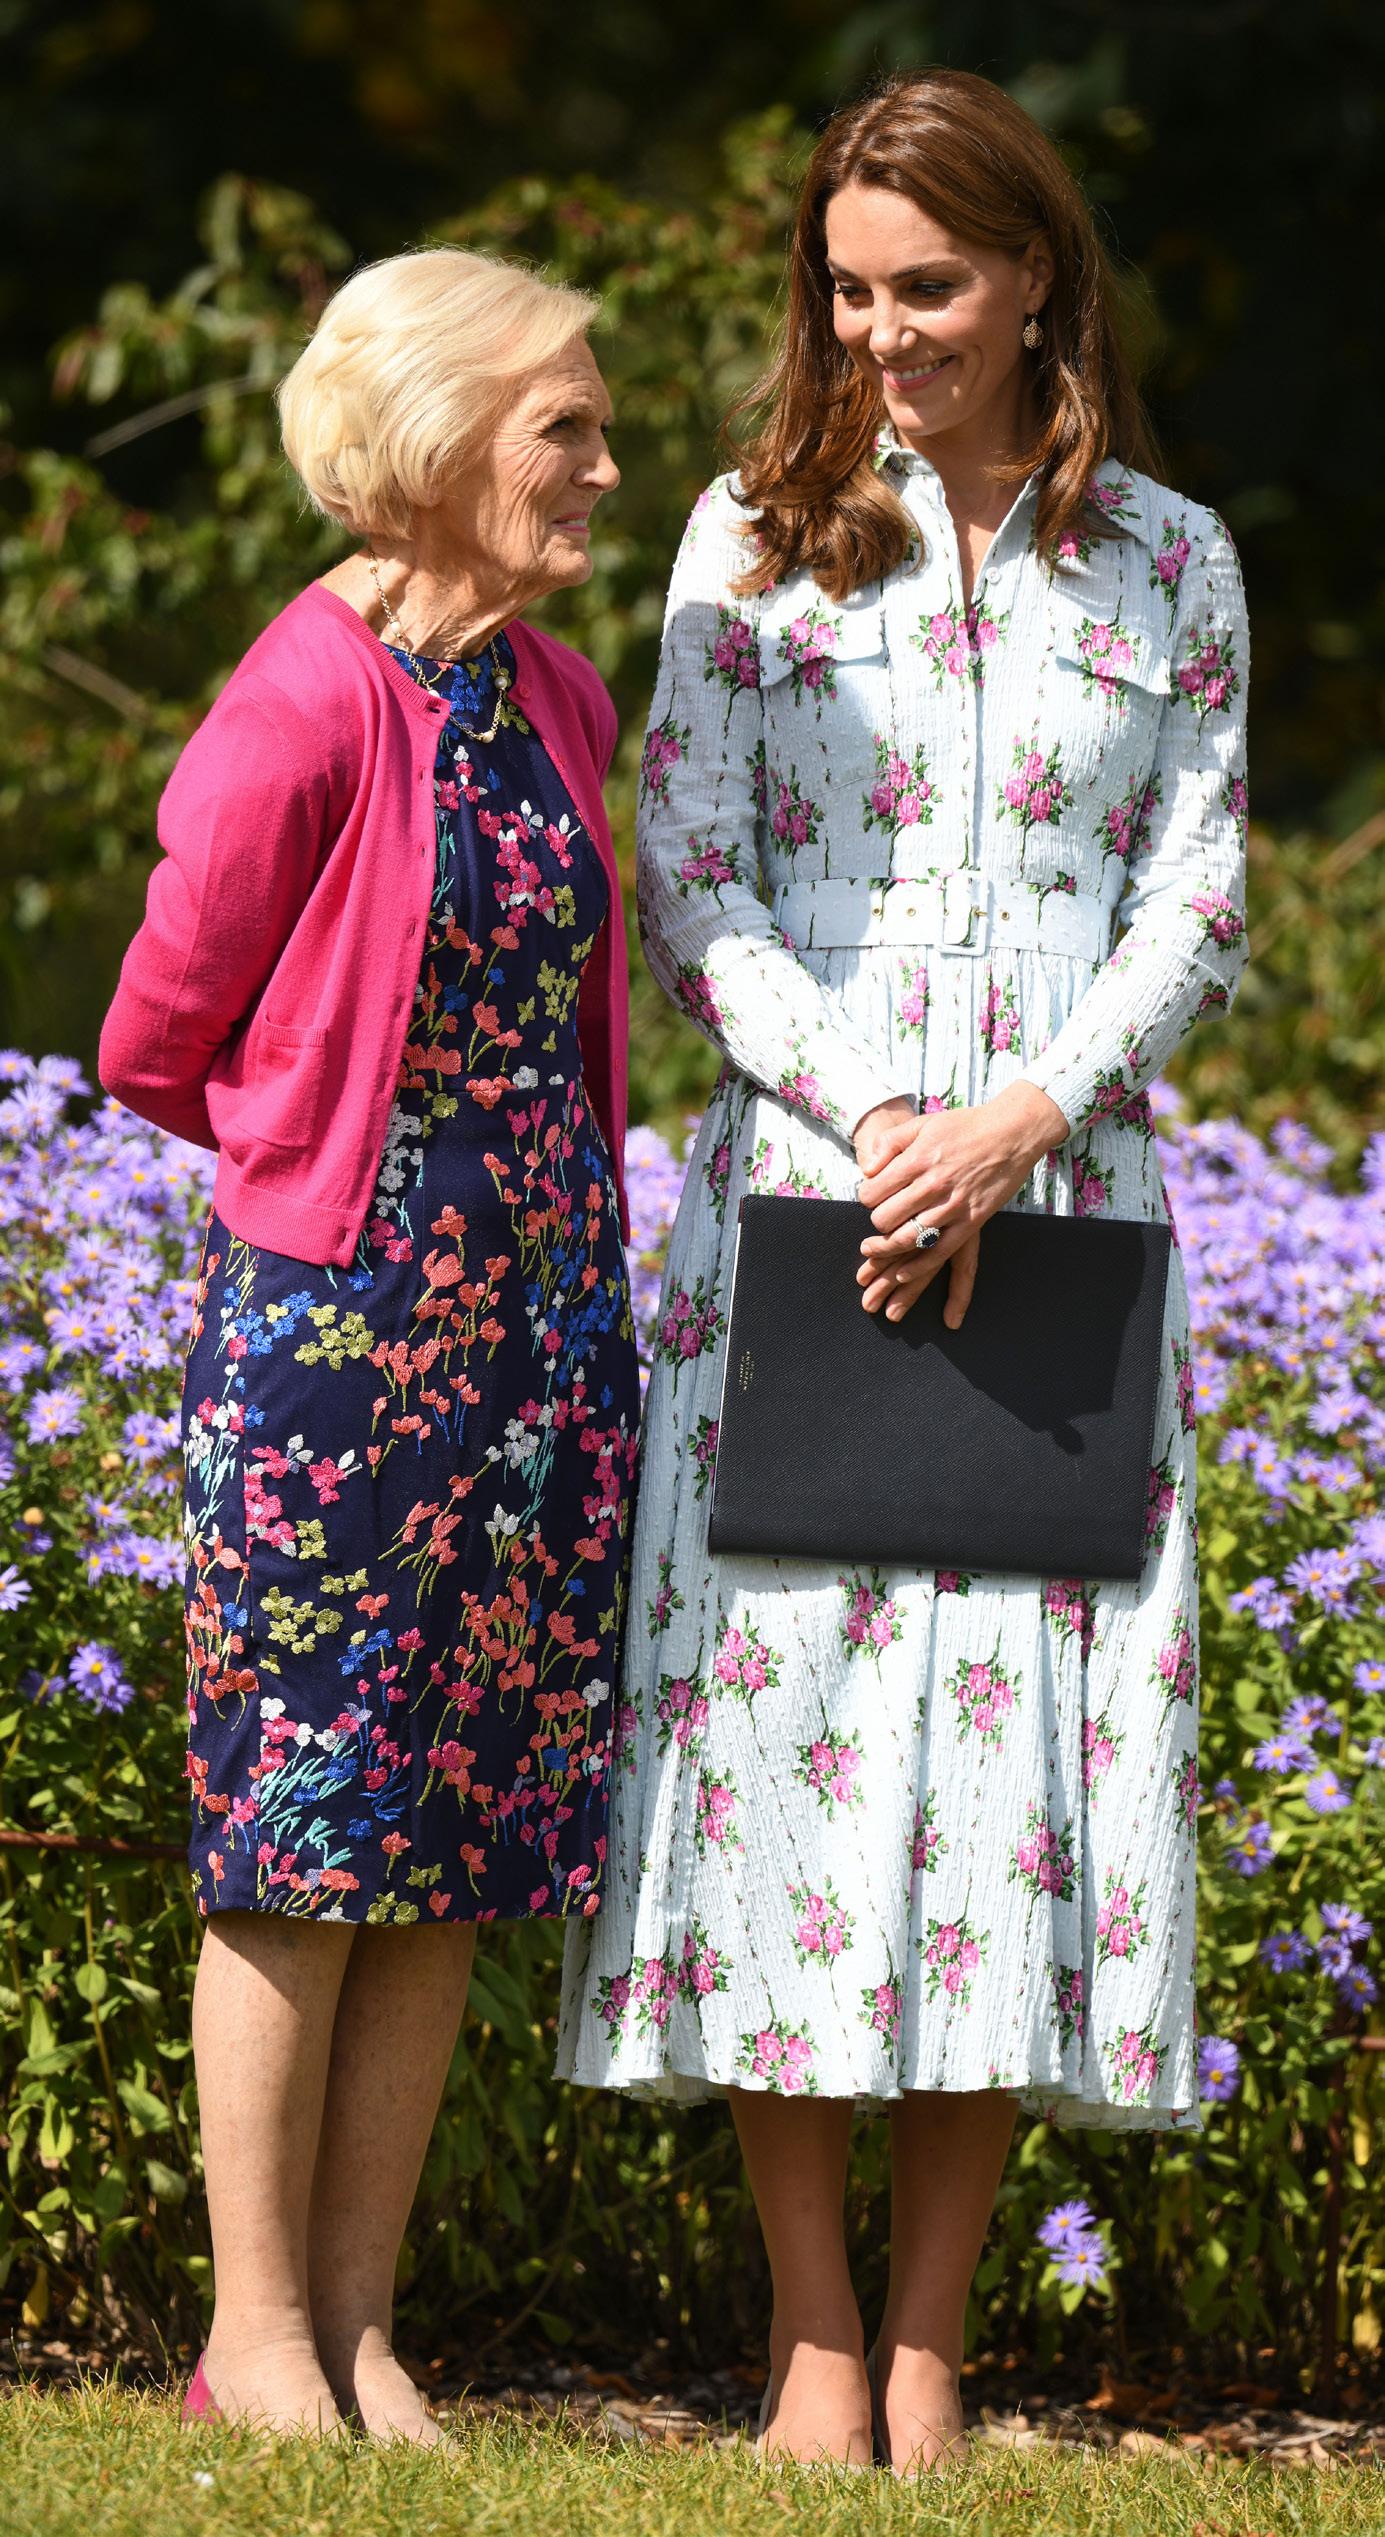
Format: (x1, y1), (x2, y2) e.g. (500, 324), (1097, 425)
(560, 67), (1248, 2472)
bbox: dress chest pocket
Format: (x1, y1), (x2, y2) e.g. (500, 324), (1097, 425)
(1044, 571), (1172, 798)
(758, 593), (886, 718)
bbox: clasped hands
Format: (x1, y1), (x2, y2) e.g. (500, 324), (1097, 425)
(853, 1081), (1070, 1328)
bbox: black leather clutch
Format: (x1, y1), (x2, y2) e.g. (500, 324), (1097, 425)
(707, 1196), (1172, 1581)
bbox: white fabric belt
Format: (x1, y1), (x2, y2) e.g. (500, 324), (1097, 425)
(771, 871), (1111, 961)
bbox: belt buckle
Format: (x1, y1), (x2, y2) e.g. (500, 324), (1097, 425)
(941, 868), (982, 948)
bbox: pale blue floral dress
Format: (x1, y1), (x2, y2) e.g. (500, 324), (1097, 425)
(558, 438), (1249, 2128)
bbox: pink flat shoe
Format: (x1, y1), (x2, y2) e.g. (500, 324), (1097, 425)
(182, 2353), (223, 2423)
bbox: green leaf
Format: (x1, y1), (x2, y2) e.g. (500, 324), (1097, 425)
(117, 2080), (171, 2133)
(74, 1962), (108, 2005)
(144, 2158), (188, 2205)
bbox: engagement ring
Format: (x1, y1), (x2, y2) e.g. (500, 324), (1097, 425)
(912, 1218), (940, 1253)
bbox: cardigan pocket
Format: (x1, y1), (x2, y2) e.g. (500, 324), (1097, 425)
(208, 1014), (330, 1160)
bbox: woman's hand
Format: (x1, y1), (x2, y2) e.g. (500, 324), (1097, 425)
(852, 1082), (1070, 1326)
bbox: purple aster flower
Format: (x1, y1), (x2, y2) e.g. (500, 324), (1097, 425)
(1285, 1547), (1362, 1616)
(1354, 1660), (1385, 1694)
(1364, 1737), (1385, 1768)
(1037, 2199), (1097, 2254)
(0, 1337), (45, 1388)
(1213, 1776), (1240, 1804)
(1337, 1965), (1379, 2011)
(24, 1383), (85, 1443)
(1260, 1930), (1312, 1972)
(1253, 1732), (1314, 1774)
(0, 1427), (13, 1486)
(1316, 1932), (1355, 1979)
(1227, 1818), (1274, 1875)
(1056, 2235), (1108, 2291)
(1304, 1768), (1352, 1815)
(1283, 1694), (1340, 1739)
(0, 1563), (31, 1612)
(67, 1640), (135, 1714)
(1198, 2036), (1241, 2103)
(1320, 1903), (1373, 1947)
(1351, 1514), (1385, 1571)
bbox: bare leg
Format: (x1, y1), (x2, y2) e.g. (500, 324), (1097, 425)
(879, 2088), (1018, 2473)
(729, 2089), (871, 2465)
(192, 1911), (355, 2432)
(308, 1920), (476, 2441)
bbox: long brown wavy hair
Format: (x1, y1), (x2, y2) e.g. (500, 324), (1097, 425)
(730, 67), (1160, 601)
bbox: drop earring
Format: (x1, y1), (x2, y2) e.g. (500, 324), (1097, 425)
(1022, 314), (1043, 351)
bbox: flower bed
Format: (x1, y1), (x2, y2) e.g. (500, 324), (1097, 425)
(0, 1053), (1380, 2380)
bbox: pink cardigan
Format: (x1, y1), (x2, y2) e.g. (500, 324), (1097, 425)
(98, 584), (629, 1263)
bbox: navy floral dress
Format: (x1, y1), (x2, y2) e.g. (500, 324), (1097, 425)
(181, 634), (639, 1924)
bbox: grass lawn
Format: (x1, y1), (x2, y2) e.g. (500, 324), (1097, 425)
(0, 2386), (1381, 2537)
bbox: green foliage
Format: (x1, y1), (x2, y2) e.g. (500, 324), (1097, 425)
(0, 1069), (1380, 2382)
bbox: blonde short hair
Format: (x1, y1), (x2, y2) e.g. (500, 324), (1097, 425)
(276, 246), (601, 540)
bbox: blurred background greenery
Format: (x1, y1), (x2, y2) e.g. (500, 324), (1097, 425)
(0, 0), (1381, 1152)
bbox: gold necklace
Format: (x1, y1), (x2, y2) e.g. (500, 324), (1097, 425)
(369, 557), (512, 743)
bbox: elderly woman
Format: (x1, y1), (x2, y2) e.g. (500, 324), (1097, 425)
(99, 247), (638, 2439)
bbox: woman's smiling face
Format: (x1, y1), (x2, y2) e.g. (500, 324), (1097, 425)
(823, 182), (1052, 452)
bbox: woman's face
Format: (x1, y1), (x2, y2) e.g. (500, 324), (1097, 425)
(438, 335), (619, 596)
(823, 182), (1052, 452)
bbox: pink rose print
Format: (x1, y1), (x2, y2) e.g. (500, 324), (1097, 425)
(1051, 1962), (1085, 2050)
(646, 1548), (684, 1639)
(1172, 1336), (1195, 1436)
(898, 959), (929, 1037)
(862, 732), (938, 837)
(711, 1617), (782, 1702)
(694, 1769), (744, 1858)
(860, 1972), (903, 2050)
(1096, 771), (1161, 867)
(704, 605), (761, 693)
(795, 1731), (866, 1816)
(1174, 621), (1241, 726)
(1144, 1453), (1179, 1553)
(1043, 1577), (1097, 1663)
(981, 973), (1021, 1057)
(998, 736), (1074, 842)
(736, 2019), (819, 2095)
(776, 1060), (839, 1128)
(653, 1278), (724, 1390)
(675, 963), (724, 1034)
(1095, 1867), (1148, 1965)
(911, 597), (1007, 688)
(1073, 611), (1139, 709)
(910, 1789), (948, 1877)
(1220, 769), (1249, 840)
(838, 1566), (904, 1666)
(776, 605), (840, 710)
(1172, 1750), (1200, 1834)
(640, 714), (690, 806)
(788, 1877), (855, 1966)
(676, 835), (738, 892)
(920, 1913), (988, 2007)
(948, 1647), (1021, 1751)
(1149, 513), (1192, 620)
(1072, 1149), (1114, 1218)
(677, 1918), (731, 2006)
(690, 1414), (719, 1501)
(933, 1566), (973, 1597)
(1008, 1799), (1077, 1907)
(767, 765), (823, 853)
(1104, 2022), (1166, 2107)
(703, 1138), (731, 1222)
(1151, 1608), (1196, 1706)
(1187, 889), (1245, 952)
(653, 1672), (710, 1760)
(1082, 1707), (1125, 1797)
